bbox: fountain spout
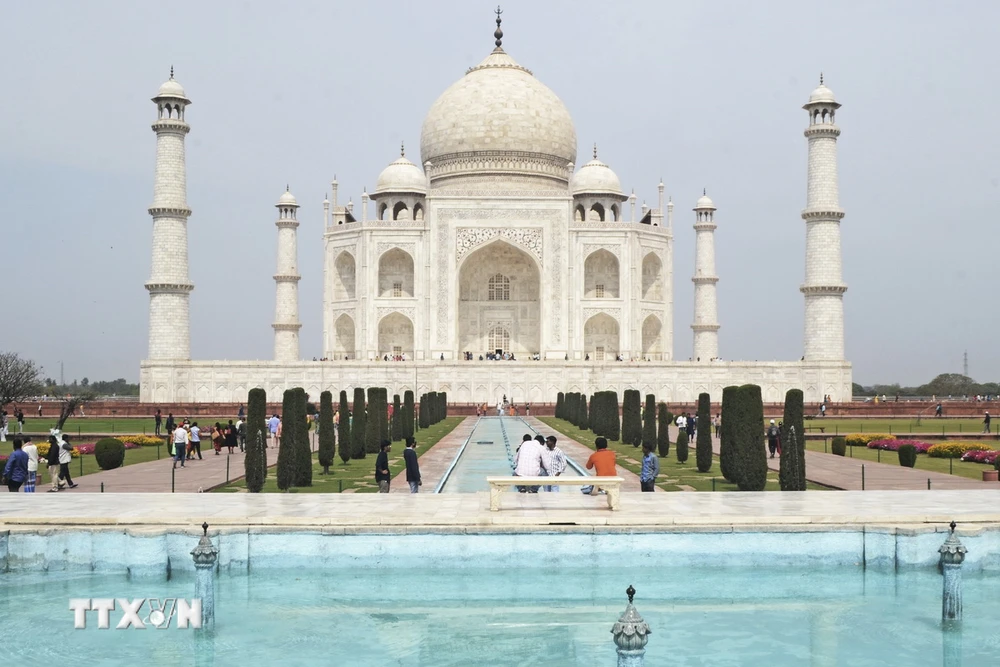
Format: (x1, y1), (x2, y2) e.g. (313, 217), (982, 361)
(191, 522), (219, 631)
(939, 520), (967, 627)
(611, 585), (650, 666)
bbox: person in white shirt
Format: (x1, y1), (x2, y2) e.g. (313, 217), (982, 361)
(22, 437), (39, 492)
(189, 422), (202, 460)
(676, 414), (686, 431)
(540, 435), (567, 493)
(513, 434), (545, 493)
(58, 436), (77, 488)
(173, 425), (188, 468)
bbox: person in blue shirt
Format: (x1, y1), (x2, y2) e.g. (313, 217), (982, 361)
(639, 442), (659, 492)
(3, 438), (29, 492)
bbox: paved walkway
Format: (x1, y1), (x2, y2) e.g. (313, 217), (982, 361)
(388, 418), (477, 493)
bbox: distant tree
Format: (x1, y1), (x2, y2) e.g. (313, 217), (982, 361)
(245, 388), (268, 492)
(556, 392), (565, 420)
(675, 430), (689, 463)
(337, 390), (351, 464)
(695, 392), (713, 473)
(851, 382), (870, 397)
(351, 388), (367, 459)
(918, 373), (977, 397)
(642, 394), (656, 449)
(391, 394), (403, 441)
(403, 390), (415, 439)
(276, 389), (298, 490)
(318, 391), (336, 475)
(622, 390), (642, 445)
(293, 388), (312, 487)
(578, 394), (589, 431)
(779, 389), (806, 491)
(0, 351), (42, 408)
(656, 403), (671, 458)
(735, 384), (767, 491)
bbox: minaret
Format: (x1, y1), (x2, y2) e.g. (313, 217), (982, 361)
(146, 68), (194, 360)
(273, 186), (302, 361)
(692, 190), (720, 362)
(801, 75), (847, 361)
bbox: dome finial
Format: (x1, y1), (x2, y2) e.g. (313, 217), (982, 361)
(820, 72), (824, 85)
(286, 184), (289, 192)
(593, 143), (598, 159)
(400, 140), (405, 157)
(494, 5), (503, 49)
(703, 187), (706, 196)
(169, 65), (174, 80)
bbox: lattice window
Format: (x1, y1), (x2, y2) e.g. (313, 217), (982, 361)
(488, 274), (510, 301)
(489, 326), (510, 353)
(393, 282), (402, 298)
(595, 346), (605, 361)
(596, 284), (605, 298)
(393, 345), (402, 356)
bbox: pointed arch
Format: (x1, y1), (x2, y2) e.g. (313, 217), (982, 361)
(574, 204), (586, 222)
(392, 201), (410, 221)
(589, 202), (606, 222)
(378, 312), (414, 358)
(642, 252), (663, 301)
(584, 249), (620, 298)
(333, 313), (355, 359)
(583, 313), (620, 360)
(378, 248), (414, 297)
(641, 314), (662, 360)
(333, 251), (356, 300)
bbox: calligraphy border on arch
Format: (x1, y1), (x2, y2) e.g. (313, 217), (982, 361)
(581, 244), (622, 261)
(454, 227), (543, 263)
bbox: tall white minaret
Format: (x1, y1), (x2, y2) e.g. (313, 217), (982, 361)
(146, 68), (193, 360)
(273, 186), (302, 361)
(692, 190), (720, 361)
(801, 75), (847, 361)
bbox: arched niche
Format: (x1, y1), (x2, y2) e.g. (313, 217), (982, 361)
(641, 314), (662, 360)
(378, 248), (414, 297)
(333, 313), (355, 359)
(378, 312), (414, 358)
(583, 313), (620, 360)
(641, 252), (662, 301)
(333, 251), (356, 300)
(584, 249), (620, 298)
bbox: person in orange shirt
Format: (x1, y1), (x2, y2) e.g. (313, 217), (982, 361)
(585, 437), (617, 495)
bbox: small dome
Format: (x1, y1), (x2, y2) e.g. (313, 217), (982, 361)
(375, 154), (427, 195)
(155, 69), (189, 101)
(695, 192), (715, 209)
(808, 82), (837, 105)
(571, 157), (623, 197)
(277, 188), (298, 206)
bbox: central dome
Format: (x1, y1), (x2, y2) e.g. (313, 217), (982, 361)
(419, 47), (577, 184)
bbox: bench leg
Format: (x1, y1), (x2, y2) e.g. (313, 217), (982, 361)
(607, 486), (621, 511)
(489, 485), (503, 511)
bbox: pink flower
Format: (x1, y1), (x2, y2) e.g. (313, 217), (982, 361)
(960, 450), (999, 464)
(867, 439), (931, 453)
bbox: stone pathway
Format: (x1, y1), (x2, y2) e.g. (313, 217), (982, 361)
(388, 418), (477, 493)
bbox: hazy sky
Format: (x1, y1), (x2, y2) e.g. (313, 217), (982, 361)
(3, 0), (998, 387)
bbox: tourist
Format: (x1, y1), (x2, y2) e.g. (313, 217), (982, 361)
(675, 413), (686, 432)
(375, 440), (392, 493)
(767, 420), (780, 458)
(37, 403), (43, 418)
(403, 437), (421, 493)
(268, 414), (280, 447)
(16, 408), (24, 434)
(189, 421), (202, 459)
(585, 437), (617, 495)
(541, 435), (566, 492)
(984, 411), (992, 434)
(173, 423), (188, 468)
(686, 413), (695, 440)
(640, 442), (659, 492)
(211, 423), (224, 455)
(225, 420), (238, 454)
(165, 412), (176, 434)
(525, 403), (531, 417)
(936, 403), (943, 418)
(513, 434), (545, 493)
(45, 436), (62, 491)
(22, 437), (38, 492)
(238, 404), (245, 420)
(0, 410), (7, 441)
(237, 418), (246, 452)
(155, 409), (162, 436)
(3, 438), (29, 492)
(820, 403), (826, 417)
(58, 435), (77, 488)
(711, 414), (719, 437)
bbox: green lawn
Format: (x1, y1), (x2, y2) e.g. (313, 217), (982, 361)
(539, 418), (827, 492)
(0, 440), (167, 477)
(215, 417), (464, 493)
(13, 417), (166, 436)
(797, 418), (997, 436)
(805, 441), (993, 481)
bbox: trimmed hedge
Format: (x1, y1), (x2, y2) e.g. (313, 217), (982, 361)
(676, 430), (689, 463)
(695, 393), (713, 473)
(391, 394), (403, 442)
(351, 388), (367, 459)
(245, 388), (268, 492)
(898, 444), (917, 468)
(94, 438), (125, 470)
(276, 389), (298, 490)
(622, 390), (642, 446)
(337, 390), (351, 464)
(735, 384), (768, 491)
(556, 392), (565, 420)
(779, 389), (806, 491)
(657, 403), (671, 458)
(642, 394), (657, 449)
(365, 387), (381, 454)
(845, 433), (895, 447)
(403, 390), (415, 440)
(928, 442), (993, 458)
(719, 386), (738, 482)
(579, 394), (589, 431)
(831, 436), (847, 457)
(318, 390), (335, 474)
(293, 388), (312, 487)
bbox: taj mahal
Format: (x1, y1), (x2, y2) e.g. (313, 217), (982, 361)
(139, 13), (851, 405)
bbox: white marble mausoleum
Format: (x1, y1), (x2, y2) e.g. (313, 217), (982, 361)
(140, 15), (851, 405)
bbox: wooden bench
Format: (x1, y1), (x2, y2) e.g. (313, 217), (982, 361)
(805, 426), (826, 433)
(486, 476), (625, 511)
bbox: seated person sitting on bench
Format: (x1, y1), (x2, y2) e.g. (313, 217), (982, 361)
(585, 437), (617, 495)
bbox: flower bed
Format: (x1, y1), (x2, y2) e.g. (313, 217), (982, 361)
(866, 439), (932, 454)
(74, 442), (140, 456)
(845, 433), (895, 447)
(927, 442), (995, 458)
(120, 435), (166, 447)
(35, 442), (81, 458)
(960, 450), (1000, 465)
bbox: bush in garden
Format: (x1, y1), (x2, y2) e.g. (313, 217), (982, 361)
(391, 394), (403, 442)
(351, 388), (367, 459)
(845, 433), (895, 447)
(897, 444), (917, 468)
(657, 403), (671, 458)
(642, 394), (657, 450)
(245, 388), (268, 492)
(960, 450), (1000, 465)
(556, 392), (565, 420)
(120, 434), (166, 447)
(318, 391), (335, 475)
(579, 394), (589, 431)
(734, 384), (767, 491)
(276, 389), (298, 491)
(293, 388), (312, 487)
(622, 390), (642, 445)
(720, 386), (738, 482)
(676, 430), (689, 463)
(403, 390), (415, 440)
(927, 442), (993, 458)
(607, 391), (621, 441)
(696, 393), (713, 473)
(338, 390), (351, 464)
(94, 438), (126, 470)
(867, 439), (931, 453)
(365, 388), (381, 454)
(831, 436), (847, 457)
(779, 389), (805, 491)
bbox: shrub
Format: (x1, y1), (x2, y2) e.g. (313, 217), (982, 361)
(293, 388), (312, 487)
(898, 444), (917, 468)
(960, 450), (1000, 465)
(94, 438), (126, 470)
(927, 442), (994, 459)
(831, 437), (847, 456)
(245, 388), (268, 492)
(120, 434), (166, 447)
(318, 391), (335, 474)
(391, 394), (403, 442)
(365, 388), (381, 454)
(338, 390), (351, 464)
(555, 392), (565, 420)
(657, 403), (671, 458)
(779, 389), (805, 491)
(867, 439), (931, 453)
(642, 394), (657, 449)
(607, 391), (621, 441)
(402, 390), (415, 440)
(676, 430), (689, 463)
(696, 393), (713, 473)
(276, 389), (298, 491)
(735, 384), (767, 491)
(352, 388), (367, 459)
(845, 433), (895, 447)
(622, 390), (642, 446)
(720, 386), (738, 483)
(579, 394), (589, 431)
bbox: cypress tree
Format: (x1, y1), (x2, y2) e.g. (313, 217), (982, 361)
(736, 384), (768, 491)
(779, 389), (806, 491)
(566, 392), (577, 426)
(318, 390), (335, 475)
(403, 390), (415, 439)
(622, 390), (641, 445)
(337, 390), (351, 464)
(642, 394), (657, 449)
(720, 385), (738, 483)
(556, 392), (565, 420)
(351, 387), (367, 459)
(608, 391), (621, 441)
(676, 430), (689, 463)
(695, 392), (713, 473)
(391, 394), (403, 442)
(294, 388), (312, 487)
(245, 388), (268, 492)
(418, 393), (428, 429)
(579, 394), (589, 431)
(365, 387), (380, 454)
(441, 391), (448, 420)
(378, 388), (390, 443)
(656, 402), (670, 458)
(276, 388), (297, 490)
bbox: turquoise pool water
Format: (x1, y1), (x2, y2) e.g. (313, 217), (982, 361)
(439, 417), (582, 493)
(0, 567), (995, 665)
